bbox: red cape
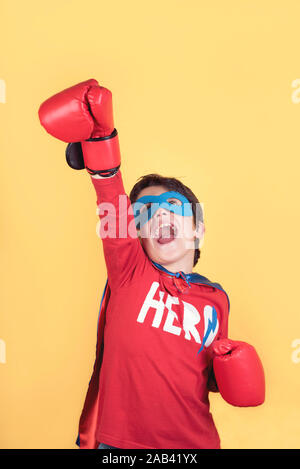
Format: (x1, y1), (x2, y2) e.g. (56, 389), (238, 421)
(76, 279), (110, 449)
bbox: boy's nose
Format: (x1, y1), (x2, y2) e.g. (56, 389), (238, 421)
(153, 207), (175, 226)
(154, 206), (170, 218)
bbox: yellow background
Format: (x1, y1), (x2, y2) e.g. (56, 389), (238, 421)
(1, 0), (300, 449)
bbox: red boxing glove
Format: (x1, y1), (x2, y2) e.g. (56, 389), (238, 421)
(38, 79), (121, 176)
(210, 338), (265, 407)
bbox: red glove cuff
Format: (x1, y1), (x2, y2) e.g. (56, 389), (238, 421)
(65, 129), (121, 176)
(82, 129), (121, 175)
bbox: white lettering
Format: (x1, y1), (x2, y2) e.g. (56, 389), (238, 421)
(163, 295), (181, 336)
(182, 301), (201, 344)
(137, 281), (165, 327)
(137, 281), (219, 349)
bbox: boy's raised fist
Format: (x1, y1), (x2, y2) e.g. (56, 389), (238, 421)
(38, 79), (121, 176)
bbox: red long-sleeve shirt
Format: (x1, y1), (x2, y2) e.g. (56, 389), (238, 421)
(81, 170), (229, 449)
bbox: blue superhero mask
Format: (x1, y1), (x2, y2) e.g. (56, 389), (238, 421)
(133, 191), (193, 229)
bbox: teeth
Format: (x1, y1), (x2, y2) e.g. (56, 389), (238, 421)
(153, 223), (174, 238)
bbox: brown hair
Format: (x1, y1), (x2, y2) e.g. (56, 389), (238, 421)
(129, 173), (203, 267)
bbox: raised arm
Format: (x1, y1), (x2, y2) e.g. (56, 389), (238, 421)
(38, 79), (147, 288)
(90, 169), (146, 288)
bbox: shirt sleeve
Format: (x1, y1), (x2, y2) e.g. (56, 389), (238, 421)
(90, 169), (148, 289)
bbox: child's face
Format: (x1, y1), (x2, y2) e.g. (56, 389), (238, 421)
(134, 185), (203, 269)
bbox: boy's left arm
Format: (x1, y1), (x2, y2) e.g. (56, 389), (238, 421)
(209, 338), (265, 407)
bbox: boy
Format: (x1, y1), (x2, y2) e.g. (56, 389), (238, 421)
(38, 79), (265, 449)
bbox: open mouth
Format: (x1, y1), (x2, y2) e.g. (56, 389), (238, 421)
(153, 223), (178, 244)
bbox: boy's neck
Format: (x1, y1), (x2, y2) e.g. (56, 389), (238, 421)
(157, 256), (194, 275)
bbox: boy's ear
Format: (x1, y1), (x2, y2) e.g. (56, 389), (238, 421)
(194, 222), (205, 249)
